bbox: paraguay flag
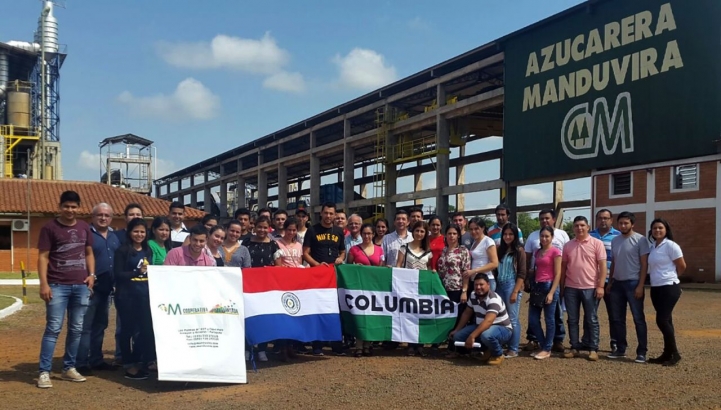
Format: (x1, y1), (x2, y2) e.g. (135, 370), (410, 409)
(243, 265), (342, 345)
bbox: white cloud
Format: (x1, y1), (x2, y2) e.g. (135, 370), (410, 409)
(157, 33), (290, 75)
(263, 71), (306, 93)
(117, 78), (220, 121)
(78, 150), (177, 179)
(518, 187), (550, 204)
(333, 48), (398, 90)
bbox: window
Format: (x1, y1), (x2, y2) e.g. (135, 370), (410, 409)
(0, 226), (10, 250)
(672, 164), (699, 191)
(610, 172), (632, 197)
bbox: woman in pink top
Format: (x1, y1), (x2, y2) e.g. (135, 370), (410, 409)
(528, 226), (562, 360)
(274, 218), (304, 268)
(347, 224), (384, 267)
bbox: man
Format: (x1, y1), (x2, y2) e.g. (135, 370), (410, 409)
(295, 208), (310, 244)
(272, 209), (288, 238)
(234, 208), (253, 241)
(36, 191), (96, 388)
(344, 214), (363, 261)
(488, 204), (524, 245)
(335, 210), (348, 236)
(201, 214), (219, 231)
(590, 209), (621, 353)
(382, 210), (412, 267)
(451, 212), (472, 248)
(561, 216), (607, 361)
(303, 202), (346, 356)
(523, 209), (570, 352)
(164, 225), (216, 266)
(169, 202), (190, 249)
(76, 203), (120, 374)
(607, 211), (649, 363)
(111, 203), (143, 366)
(113, 203), (143, 245)
(409, 207), (424, 224)
(449, 273), (512, 366)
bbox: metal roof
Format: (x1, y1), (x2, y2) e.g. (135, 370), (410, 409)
(99, 133), (154, 148)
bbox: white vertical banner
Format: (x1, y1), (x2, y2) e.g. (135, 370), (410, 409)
(148, 266), (246, 384)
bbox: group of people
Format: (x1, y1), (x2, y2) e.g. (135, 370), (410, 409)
(34, 190), (687, 389)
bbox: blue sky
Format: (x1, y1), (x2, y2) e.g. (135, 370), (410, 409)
(3, 0), (590, 217)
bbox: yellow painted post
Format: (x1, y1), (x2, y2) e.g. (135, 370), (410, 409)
(20, 261), (27, 305)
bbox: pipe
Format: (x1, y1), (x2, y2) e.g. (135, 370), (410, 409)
(5, 41), (41, 53)
(0, 52), (7, 99)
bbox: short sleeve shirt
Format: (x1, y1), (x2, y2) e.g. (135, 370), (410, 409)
(242, 238), (281, 267)
(562, 237), (606, 289)
(469, 236), (496, 279)
(525, 228), (570, 266)
(303, 223), (345, 264)
(37, 219), (93, 285)
(467, 291), (512, 329)
(648, 239), (683, 287)
(533, 247), (561, 283)
(381, 231), (412, 267)
(611, 233), (650, 281)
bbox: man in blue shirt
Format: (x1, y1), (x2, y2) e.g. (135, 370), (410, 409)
(77, 203), (121, 373)
(590, 208), (621, 353)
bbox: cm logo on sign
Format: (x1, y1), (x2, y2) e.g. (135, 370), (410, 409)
(561, 92), (634, 160)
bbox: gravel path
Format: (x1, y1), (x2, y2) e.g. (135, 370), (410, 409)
(1, 289), (720, 409)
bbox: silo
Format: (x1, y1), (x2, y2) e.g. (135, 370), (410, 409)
(35, 1), (59, 55)
(7, 90), (32, 128)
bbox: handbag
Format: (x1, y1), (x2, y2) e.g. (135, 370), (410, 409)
(529, 289), (546, 308)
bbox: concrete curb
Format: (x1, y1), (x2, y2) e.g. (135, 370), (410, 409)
(0, 279), (40, 285)
(0, 295), (23, 320)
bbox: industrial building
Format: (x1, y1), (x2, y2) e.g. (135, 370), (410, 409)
(0, 1), (63, 180)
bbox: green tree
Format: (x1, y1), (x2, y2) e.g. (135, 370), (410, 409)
(517, 212), (540, 238)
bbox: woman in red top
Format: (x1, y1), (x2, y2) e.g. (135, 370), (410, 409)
(428, 216), (444, 271)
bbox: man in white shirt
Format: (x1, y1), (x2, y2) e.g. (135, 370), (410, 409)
(344, 214), (363, 262)
(168, 202), (190, 249)
(523, 209), (570, 353)
(382, 210), (412, 267)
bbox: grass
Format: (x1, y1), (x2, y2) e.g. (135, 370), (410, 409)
(0, 272), (36, 280)
(0, 295), (16, 310)
(0, 286), (42, 304)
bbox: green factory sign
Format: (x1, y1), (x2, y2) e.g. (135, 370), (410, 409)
(503, 0), (720, 182)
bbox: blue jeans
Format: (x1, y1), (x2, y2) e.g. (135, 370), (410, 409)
(453, 324), (512, 357)
(528, 281), (559, 351)
(39, 284), (90, 372)
(495, 280), (521, 352)
(526, 295), (566, 344)
(76, 288), (111, 368)
(564, 287), (599, 351)
(609, 280), (647, 355)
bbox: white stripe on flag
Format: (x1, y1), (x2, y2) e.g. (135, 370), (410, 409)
(244, 289), (339, 318)
(391, 268), (419, 343)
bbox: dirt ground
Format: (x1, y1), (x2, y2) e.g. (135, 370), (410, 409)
(1, 288), (721, 410)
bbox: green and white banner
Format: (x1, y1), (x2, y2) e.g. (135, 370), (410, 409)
(337, 265), (458, 344)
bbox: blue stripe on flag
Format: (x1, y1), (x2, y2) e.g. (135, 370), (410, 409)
(245, 313), (343, 345)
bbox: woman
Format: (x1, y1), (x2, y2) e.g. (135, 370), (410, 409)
(465, 218), (499, 291)
(147, 217), (171, 265)
(436, 224), (471, 355)
(396, 220), (432, 357)
(373, 218), (389, 246)
(113, 218), (155, 380)
(275, 218), (304, 268)
(347, 223), (384, 267)
(207, 226), (226, 266)
(428, 216), (444, 272)
(647, 218), (686, 366)
(220, 220), (251, 268)
(241, 216), (281, 362)
(527, 226), (561, 360)
(495, 223), (527, 358)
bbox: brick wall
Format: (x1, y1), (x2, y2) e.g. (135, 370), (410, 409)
(655, 209), (716, 283)
(655, 162), (717, 202)
(595, 170), (647, 207)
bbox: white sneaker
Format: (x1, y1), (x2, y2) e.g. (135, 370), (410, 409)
(245, 351), (250, 361)
(61, 368), (86, 382)
(257, 351), (269, 362)
(37, 372), (52, 388)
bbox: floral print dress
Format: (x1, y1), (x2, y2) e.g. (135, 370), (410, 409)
(437, 246), (471, 291)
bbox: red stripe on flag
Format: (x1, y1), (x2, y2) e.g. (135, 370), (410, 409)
(242, 265), (338, 293)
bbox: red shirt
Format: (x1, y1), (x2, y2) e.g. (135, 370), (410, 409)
(429, 235), (445, 271)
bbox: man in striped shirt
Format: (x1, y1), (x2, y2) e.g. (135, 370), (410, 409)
(449, 273), (512, 365)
